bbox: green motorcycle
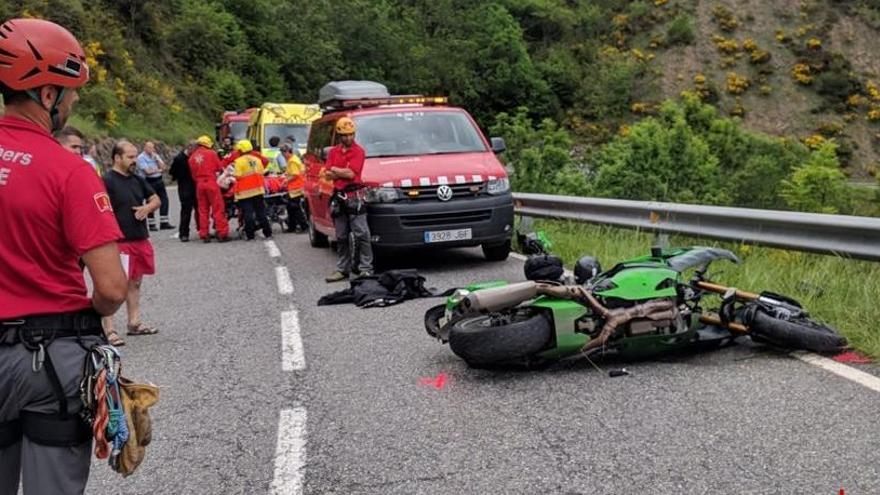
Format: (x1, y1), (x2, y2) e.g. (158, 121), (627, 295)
(424, 246), (847, 368)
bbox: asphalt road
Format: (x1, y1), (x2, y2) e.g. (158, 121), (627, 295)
(84, 192), (880, 494)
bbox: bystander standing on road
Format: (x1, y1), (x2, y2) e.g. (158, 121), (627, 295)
(103, 140), (162, 344)
(54, 124), (86, 157)
(137, 140), (174, 231)
(0, 18), (128, 495)
(324, 117), (373, 282)
(82, 142), (102, 175)
(170, 140), (199, 242)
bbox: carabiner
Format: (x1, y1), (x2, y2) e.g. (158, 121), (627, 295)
(32, 343), (45, 372)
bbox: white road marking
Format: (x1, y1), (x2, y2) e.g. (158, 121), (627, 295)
(281, 310), (306, 371)
(269, 407), (308, 495)
(265, 240), (281, 258)
(793, 352), (880, 394)
(276, 266), (294, 295)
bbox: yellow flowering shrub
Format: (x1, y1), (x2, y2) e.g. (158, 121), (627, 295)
(726, 72), (750, 94)
(847, 94), (864, 108)
(866, 81), (880, 102)
(775, 29), (788, 43)
(712, 5), (738, 31)
(630, 102), (651, 114)
(803, 134), (826, 149)
(868, 107), (880, 122)
(806, 38), (822, 49)
(742, 38), (757, 52)
(713, 36), (739, 54)
(792, 64), (812, 85)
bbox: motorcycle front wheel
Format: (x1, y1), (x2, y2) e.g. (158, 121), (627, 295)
(747, 308), (847, 354)
(448, 309), (553, 367)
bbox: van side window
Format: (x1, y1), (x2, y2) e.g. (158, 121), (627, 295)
(308, 120), (334, 156)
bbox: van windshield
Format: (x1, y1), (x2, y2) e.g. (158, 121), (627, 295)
(354, 111), (487, 158)
(263, 124), (310, 148)
(229, 122), (248, 141)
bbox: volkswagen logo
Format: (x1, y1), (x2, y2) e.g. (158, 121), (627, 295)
(436, 185), (454, 202)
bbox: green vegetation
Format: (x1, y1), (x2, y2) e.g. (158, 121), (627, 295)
(2, 0), (880, 216)
(531, 219), (880, 358)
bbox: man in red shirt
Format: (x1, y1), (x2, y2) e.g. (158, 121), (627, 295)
(188, 135), (230, 242)
(0, 18), (128, 494)
(323, 117), (374, 282)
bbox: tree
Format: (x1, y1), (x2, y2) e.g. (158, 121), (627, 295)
(781, 141), (852, 214)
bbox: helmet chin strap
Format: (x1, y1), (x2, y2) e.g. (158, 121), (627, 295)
(26, 86), (66, 132)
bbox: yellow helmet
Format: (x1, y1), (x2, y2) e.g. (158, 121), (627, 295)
(335, 117), (356, 135)
(235, 139), (253, 154)
(196, 135), (213, 148)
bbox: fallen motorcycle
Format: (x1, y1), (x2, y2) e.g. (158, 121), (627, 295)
(424, 246), (847, 368)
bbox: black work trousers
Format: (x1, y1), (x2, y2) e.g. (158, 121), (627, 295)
(178, 186), (198, 238)
(239, 195), (272, 239)
(286, 196), (308, 231)
(146, 177), (170, 226)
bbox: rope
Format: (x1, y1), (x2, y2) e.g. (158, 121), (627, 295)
(93, 369), (110, 459)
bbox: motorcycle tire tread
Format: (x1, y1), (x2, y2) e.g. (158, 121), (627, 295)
(448, 311), (553, 366)
(748, 309), (847, 354)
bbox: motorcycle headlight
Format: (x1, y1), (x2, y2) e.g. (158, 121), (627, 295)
(487, 177), (510, 195)
(364, 187), (400, 203)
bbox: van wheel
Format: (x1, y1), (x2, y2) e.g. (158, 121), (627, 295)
(482, 240), (511, 261)
(308, 216), (329, 248)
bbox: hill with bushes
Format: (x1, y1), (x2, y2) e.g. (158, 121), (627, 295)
(2, 0), (879, 213)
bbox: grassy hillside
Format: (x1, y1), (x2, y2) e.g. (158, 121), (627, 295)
(3, 0), (880, 190)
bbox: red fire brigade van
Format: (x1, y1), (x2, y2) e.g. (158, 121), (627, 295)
(303, 81), (514, 260)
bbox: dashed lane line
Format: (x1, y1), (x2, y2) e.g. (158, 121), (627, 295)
(276, 266), (294, 295)
(269, 408), (308, 495)
(265, 240), (281, 259)
(281, 310), (306, 372)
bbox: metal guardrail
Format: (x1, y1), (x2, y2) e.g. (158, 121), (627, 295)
(512, 192), (880, 262)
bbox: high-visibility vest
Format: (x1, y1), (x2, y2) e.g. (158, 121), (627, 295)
(233, 154), (266, 200)
(285, 155), (305, 198)
(263, 148), (282, 174)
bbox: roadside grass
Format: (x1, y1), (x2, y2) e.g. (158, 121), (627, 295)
(529, 219), (880, 358)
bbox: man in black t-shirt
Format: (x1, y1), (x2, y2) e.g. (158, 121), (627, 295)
(102, 140), (162, 345)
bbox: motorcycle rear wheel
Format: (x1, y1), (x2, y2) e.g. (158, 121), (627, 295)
(448, 309), (553, 366)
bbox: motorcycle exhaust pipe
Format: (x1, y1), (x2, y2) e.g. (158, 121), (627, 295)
(459, 281), (538, 314)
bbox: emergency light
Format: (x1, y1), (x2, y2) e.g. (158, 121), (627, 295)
(321, 95), (449, 111)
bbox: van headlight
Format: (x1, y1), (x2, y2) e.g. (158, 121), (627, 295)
(487, 177), (510, 195)
(364, 187), (400, 203)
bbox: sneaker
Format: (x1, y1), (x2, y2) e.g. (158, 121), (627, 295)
(325, 271), (348, 283)
(351, 270), (374, 280)
(149, 225), (159, 232)
(160, 223), (176, 230)
(202, 237), (211, 243)
(180, 235), (189, 243)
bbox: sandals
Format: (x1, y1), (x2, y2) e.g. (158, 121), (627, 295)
(106, 330), (126, 347)
(127, 322), (159, 336)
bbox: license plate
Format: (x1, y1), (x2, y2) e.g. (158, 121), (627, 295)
(424, 228), (472, 243)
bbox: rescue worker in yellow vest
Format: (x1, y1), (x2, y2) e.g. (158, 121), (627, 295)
(262, 136), (283, 175)
(232, 139), (273, 240)
(282, 144), (309, 233)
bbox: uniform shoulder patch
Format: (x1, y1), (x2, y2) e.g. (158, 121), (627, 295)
(94, 192), (113, 213)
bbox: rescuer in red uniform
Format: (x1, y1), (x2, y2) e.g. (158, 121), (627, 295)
(188, 135), (230, 242)
(0, 18), (128, 494)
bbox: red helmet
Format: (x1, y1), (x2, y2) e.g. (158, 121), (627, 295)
(0, 18), (89, 91)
